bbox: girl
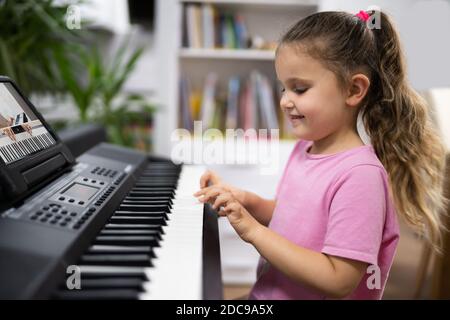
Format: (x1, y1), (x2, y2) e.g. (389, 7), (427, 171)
(194, 10), (447, 299)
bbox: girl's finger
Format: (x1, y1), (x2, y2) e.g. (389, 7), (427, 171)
(200, 188), (222, 203)
(217, 207), (227, 217)
(212, 193), (231, 210)
(224, 202), (240, 213)
(200, 171), (211, 188)
(193, 185), (215, 197)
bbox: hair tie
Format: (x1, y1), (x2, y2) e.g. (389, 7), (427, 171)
(355, 10), (370, 22)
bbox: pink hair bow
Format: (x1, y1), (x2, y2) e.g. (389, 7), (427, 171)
(355, 10), (370, 22)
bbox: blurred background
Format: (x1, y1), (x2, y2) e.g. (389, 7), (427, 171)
(1, 0), (449, 299)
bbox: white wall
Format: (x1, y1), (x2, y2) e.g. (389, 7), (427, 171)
(319, 0), (450, 90)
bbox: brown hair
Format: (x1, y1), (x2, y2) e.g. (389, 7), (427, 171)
(279, 11), (447, 250)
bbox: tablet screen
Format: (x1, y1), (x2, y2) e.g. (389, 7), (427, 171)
(0, 82), (56, 164)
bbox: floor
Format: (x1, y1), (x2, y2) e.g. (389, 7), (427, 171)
(223, 219), (434, 300)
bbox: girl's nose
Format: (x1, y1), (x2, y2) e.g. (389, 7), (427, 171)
(280, 94), (295, 110)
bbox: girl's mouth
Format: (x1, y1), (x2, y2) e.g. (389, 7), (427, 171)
(289, 114), (305, 120)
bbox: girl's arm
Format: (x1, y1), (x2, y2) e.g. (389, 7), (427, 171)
(217, 194), (367, 299)
(242, 191), (276, 226)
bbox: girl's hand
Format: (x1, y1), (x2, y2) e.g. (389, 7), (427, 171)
(21, 123), (33, 136)
(217, 192), (262, 243)
(2, 127), (16, 141)
(194, 170), (246, 205)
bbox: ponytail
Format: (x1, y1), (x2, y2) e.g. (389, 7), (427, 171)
(362, 11), (447, 249)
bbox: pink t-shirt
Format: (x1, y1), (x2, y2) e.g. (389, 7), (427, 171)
(249, 140), (399, 300)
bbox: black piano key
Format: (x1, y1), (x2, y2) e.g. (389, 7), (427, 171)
(5, 145), (14, 160)
(6, 145), (15, 161)
(140, 171), (178, 174)
(19, 142), (27, 156)
(10, 143), (19, 158)
(23, 140), (34, 153)
(49, 133), (56, 143)
(6, 146), (14, 162)
(124, 196), (172, 203)
(136, 179), (178, 184)
(140, 168), (178, 171)
(21, 140), (30, 154)
(131, 187), (175, 192)
(122, 199), (172, 206)
(12, 143), (23, 158)
(113, 212), (169, 222)
(37, 135), (48, 148)
(1, 148), (8, 162)
(30, 136), (40, 151)
(95, 235), (160, 246)
(109, 216), (167, 226)
(137, 184), (177, 188)
(5, 147), (13, 162)
(38, 135), (46, 148)
(8, 146), (16, 161)
(137, 176), (178, 180)
(75, 278), (144, 290)
(87, 245), (155, 257)
(55, 289), (140, 300)
(27, 139), (37, 152)
(128, 191), (174, 197)
(118, 204), (169, 212)
(134, 183), (177, 188)
(7, 146), (15, 162)
(79, 266), (148, 280)
(121, 203), (172, 210)
(46, 132), (55, 145)
(38, 134), (47, 147)
(18, 141), (28, 155)
(100, 230), (162, 239)
(1, 147), (11, 162)
(80, 254), (153, 267)
(42, 133), (52, 146)
(32, 136), (42, 149)
(139, 176), (178, 180)
(104, 224), (164, 234)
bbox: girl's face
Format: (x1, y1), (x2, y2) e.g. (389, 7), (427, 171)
(275, 44), (353, 142)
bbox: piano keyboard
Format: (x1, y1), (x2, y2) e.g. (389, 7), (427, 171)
(56, 162), (205, 300)
(0, 125), (56, 163)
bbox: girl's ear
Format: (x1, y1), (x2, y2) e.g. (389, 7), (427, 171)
(346, 74), (370, 108)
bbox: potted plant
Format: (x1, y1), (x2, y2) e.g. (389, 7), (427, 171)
(55, 41), (157, 151)
(0, 0), (85, 94)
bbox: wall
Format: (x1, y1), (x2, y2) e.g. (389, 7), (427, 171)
(319, 0), (450, 90)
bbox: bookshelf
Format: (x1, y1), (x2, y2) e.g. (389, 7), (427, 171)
(153, 0), (318, 157)
(179, 48), (275, 60)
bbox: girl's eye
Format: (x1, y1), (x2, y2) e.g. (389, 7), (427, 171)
(294, 88), (308, 94)
(280, 87), (286, 93)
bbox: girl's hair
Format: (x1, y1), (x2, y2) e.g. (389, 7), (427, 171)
(279, 11), (447, 250)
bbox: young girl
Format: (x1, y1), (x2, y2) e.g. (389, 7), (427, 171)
(194, 10), (447, 299)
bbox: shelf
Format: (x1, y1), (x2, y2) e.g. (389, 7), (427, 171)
(179, 48), (275, 60)
(179, 0), (318, 7)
